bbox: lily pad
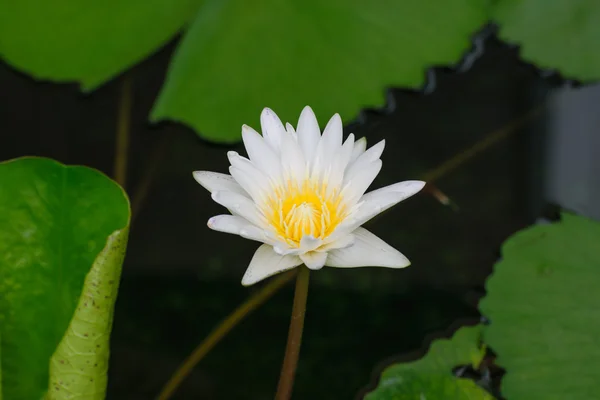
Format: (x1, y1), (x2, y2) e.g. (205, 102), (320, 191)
(152, 0), (488, 143)
(492, 0), (600, 81)
(0, 0), (203, 90)
(0, 157), (130, 399)
(365, 325), (493, 399)
(480, 213), (600, 400)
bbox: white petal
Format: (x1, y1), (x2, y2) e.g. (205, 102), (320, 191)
(317, 233), (354, 252)
(211, 191), (267, 229)
(207, 214), (249, 235)
(296, 106), (321, 163)
(300, 251), (327, 270)
(272, 235), (324, 257)
(339, 133), (356, 170)
(299, 235), (322, 253)
(326, 181), (425, 243)
(241, 124), (282, 180)
(312, 113), (343, 177)
(322, 113), (343, 143)
(192, 171), (247, 197)
(362, 139), (385, 161)
(350, 137), (367, 163)
(359, 180), (426, 217)
(326, 133), (355, 191)
(280, 129), (306, 184)
(227, 151), (270, 202)
(273, 243), (298, 256)
(242, 244), (303, 286)
(228, 166), (261, 202)
(240, 225), (274, 243)
(342, 159), (382, 206)
(326, 227), (410, 268)
(286, 122), (298, 141)
(207, 215), (273, 244)
(260, 108), (286, 151)
(345, 139), (385, 180)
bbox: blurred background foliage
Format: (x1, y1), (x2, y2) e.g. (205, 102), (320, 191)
(2, 0), (598, 143)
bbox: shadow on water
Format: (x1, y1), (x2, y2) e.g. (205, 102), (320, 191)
(108, 276), (479, 399)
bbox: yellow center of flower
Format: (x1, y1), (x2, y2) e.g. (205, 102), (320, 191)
(264, 179), (346, 247)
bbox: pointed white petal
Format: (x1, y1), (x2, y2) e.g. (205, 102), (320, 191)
(228, 166), (262, 202)
(342, 159), (382, 206)
(318, 114), (343, 158)
(326, 133), (355, 191)
(363, 139), (385, 162)
(242, 244), (303, 286)
(227, 151), (270, 202)
(345, 139), (385, 180)
(207, 214), (249, 235)
(350, 137), (367, 163)
(359, 180), (426, 217)
(240, 225), (274, 243)
(280, 129), (307, 184)
(322, 114), (343, 142)
(207, 215), (273, 244)
(299, 235), (322, 253)
(273, 243), (299, 256)
(339, 133), (356, 169)
(211, 191), (267, 229)
(296, 106), (321, 163)
(241, 124), (282, 180)
(325, 181), (425, 244)
(317, 233), (354, 252)
(326, 227), (410, 268)
(286, 122), (298, 141)
(300, 251), (327, 270)
(192, 171), (247, 196)
(311, 113), (343, 181)
(260, 108), (286, 151)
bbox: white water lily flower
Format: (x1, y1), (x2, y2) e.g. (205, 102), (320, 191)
(193, 106), (425, 286)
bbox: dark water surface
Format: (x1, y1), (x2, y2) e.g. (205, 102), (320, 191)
(108, 276), (478, 399)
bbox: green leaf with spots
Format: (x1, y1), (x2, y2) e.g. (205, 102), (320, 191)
(492, 0), (600, 81)
(365, 325), (493, 399)
(0, 0), (204, 90)
(479, 213), (600, 400)
(0, 157), (130, 399)
(46, 228), (129, 399)
(151, 0), (489, 143)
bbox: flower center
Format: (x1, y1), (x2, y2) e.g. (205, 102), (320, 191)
(264, 179), (346, 247)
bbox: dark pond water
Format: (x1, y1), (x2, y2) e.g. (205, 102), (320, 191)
(108, 276), (479, 399)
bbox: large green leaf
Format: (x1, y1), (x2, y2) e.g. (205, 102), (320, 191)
(0, 157), (130, 399)
(152, 0), (488, 143)
(479, 213), (600, 400)
(0, 0), (203, 90)
(365, 325), (493, 399)
(492, 0), (600, 81)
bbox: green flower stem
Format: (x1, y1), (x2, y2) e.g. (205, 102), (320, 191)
(275, 265), (310, 400)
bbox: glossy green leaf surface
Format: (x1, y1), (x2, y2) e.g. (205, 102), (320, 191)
(365, 325), (493, 399)
(0, 157), (130, 399)
(152, 0), (488, 143)
(0, 0), (203, 90)
(480, 213), (600, 400)
(492, 0), (600, 81)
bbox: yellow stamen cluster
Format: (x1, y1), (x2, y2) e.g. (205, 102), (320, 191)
(264, 179), (346, 246)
